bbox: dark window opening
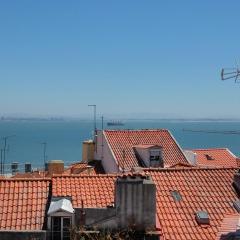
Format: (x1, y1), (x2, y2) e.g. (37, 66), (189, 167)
(150, 155), (160, 161)
(52, 217), (71, 240)
(205, 154), (214, 160)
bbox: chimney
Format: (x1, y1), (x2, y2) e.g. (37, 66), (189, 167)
(82, 140), (95, 163)
(115, 174), (156, 230)
(47, 160), (64, 175)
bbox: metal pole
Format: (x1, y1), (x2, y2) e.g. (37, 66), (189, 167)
(2, 135), (15, 174)
(88, 104), (97, 138)
(3, 138), (6, 174)
(0, 149), (2, 175)
(122, 149), (126, 173)
(42, 142), (47, 170)
(101, 116), (104, 160)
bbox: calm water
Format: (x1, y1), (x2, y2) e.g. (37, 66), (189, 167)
(0, 120), (240, 171)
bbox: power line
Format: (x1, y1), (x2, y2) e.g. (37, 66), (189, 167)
(183, 129), (240, 135)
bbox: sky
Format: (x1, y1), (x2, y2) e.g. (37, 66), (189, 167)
(0, 1), (240, 119)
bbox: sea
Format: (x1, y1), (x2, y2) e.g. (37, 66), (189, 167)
(0, 119), (240, 173)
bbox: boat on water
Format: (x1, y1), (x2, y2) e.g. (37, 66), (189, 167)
(107, 120), (124, 126)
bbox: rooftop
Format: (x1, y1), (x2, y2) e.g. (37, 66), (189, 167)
(191, 148), (239, 168)
(52, 174), (116, 208)
(145, 167), (239, 240)
(104, 129), (189, 169)
(52, 167), (239, 239)
(1, 163), (239, 239)
(0, 178), (51, 230)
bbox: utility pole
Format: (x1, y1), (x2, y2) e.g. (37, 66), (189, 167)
(122, 149), (126, 173)
(88, 104), (97, 138)
(101, 116), (104, 160)
(1, 135), (15, 174)
(41, 142), (47, 170)
(0, 149), (3, 175)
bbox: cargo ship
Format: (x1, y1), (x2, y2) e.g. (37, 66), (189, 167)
(107, 120), (124, 126)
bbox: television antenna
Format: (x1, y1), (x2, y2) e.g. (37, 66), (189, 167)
(221, 60), (240, 83)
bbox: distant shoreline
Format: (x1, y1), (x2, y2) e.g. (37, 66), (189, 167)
(1, 117), (240, 123)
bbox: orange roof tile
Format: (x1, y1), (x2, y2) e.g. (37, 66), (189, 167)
(145, 168), (239, 240)
(64, 162), (92, 174)
(64, 161), (105, 175)
(104, 129), (188, 169)
(52, 167), (239, 239)
(191, 148), (238, 168)
(0, 178), (51, 230)
(52, 175), (116, 208)
(216, 213), (240, 239)
(11, 171), (47, 178)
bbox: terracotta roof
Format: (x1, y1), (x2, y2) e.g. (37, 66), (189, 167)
(52, 167), (239, 239)
(104, 129), (188, 169)
(216, 214), (240, 239)
(134, 144), (162, 149)
(0, 178), (51, 230)
(145, 167), (239, 240)
(191, 148), (238, 168)
(11, 171), (46, 178)
(64, 161), (105, 175)
(63, 162), (92, 174)
(52, 175), (116, 208)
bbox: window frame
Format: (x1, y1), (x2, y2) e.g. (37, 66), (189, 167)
(51, 216), (71, 240)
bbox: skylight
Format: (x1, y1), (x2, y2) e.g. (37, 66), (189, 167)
(195, 210), (210, 225)
(171, 190), (182, 202)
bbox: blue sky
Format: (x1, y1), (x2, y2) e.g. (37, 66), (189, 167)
(0, 1), (240, 119)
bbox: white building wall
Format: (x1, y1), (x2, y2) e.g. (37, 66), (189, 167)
(94, 130), (119, 173)
(183, 150), (197, 166)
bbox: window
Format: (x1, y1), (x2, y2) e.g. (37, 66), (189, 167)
(195, 210), (210, 225)
(149, 149), (162, 161)
(52, 217), (71, 240)
(171, 190), (182, 202)
(149, 148), (163, 167)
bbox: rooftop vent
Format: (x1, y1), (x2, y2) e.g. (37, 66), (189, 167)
(195, 210), (210, 225)
(233, 200), (240, 213)
(205, 154), (214, 160)
(171, 190), (182, 202)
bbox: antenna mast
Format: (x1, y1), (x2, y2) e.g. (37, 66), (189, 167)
(41, 142), (47, 170)
(101, 116), (104, 161)
(1, 135), (15, 174)
(88, 104), (97, 139)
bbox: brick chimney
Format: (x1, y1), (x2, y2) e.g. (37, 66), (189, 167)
(115, 174), (156, 230)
